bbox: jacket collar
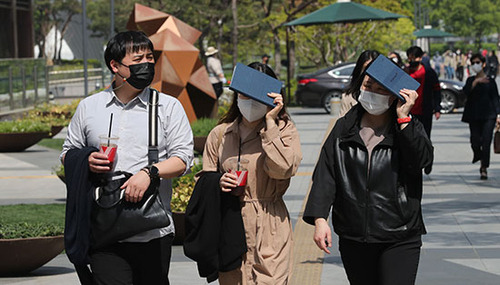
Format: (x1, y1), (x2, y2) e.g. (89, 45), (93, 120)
(225, 118), (265, 144)
(340, 104), (396, 148)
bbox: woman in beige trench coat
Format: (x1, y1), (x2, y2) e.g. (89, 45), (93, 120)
(201, 62), (302, 284)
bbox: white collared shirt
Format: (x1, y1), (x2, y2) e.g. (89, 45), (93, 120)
(61, 86), (194, 241)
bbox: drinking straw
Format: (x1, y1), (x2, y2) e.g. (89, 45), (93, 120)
(107, 113), (113, 146)
(237, 137), (241, 171)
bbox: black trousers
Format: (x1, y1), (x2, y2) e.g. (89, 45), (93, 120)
(90, 234), (174, 285)
(212, 82), (223, 98)
(469, 119), (496, 168)
(339, 235), (422, 285)
(456, 66), (464, 81)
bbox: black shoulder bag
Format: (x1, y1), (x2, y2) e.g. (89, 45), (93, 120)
(91, 89), (170, 249)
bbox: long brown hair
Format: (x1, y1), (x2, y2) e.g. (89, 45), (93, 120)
(218, 62), (290, 125)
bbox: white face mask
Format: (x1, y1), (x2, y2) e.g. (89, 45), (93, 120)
(358, 89), (392, 115)
(471, 63), (483, 74)
(237, 98), (268, 122)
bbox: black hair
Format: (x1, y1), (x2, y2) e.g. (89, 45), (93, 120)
(406, 46), (424, 58)
(344, 50), (380, 100)
(471, 53), (486, 63)
(219, 62), (290, 124)
(104, 31), (154, 73)
(388, 51), (404, 68)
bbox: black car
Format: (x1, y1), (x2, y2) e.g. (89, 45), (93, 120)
(295, 62), (465, 113)
(295, 62), (354, 113)
(439, 79), (466, 113)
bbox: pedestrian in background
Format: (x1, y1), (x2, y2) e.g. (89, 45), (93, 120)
(466, 49), (473, 77)
(261, 53), (270, 65)
(206, 46), (227, 98)
(487, 50), (498, 79)
(339, 50), (380, 117)
(388, 51), (404, 68)
(304, 65), (432, 285)
(433, 51), (443, 78)
(456, 49), (466, 81)
(443, 50), (455, 80)
(461, 53), (500, 180)
(406, 46), (442, 174)
(201, 62), (302, 284)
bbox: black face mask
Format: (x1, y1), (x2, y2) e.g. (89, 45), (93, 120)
(409, 61), (421, 68)
(118, 62), (155, 90)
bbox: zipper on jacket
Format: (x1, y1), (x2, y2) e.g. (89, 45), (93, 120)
(363, 148), (370, 242)
(363, 143), (383, 242)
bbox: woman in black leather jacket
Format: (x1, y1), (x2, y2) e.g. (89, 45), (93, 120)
(303, 67), (433, 285)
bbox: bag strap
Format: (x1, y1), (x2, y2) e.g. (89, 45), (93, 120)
(215, 123), (228, 172)
(148, 88), (159, 165)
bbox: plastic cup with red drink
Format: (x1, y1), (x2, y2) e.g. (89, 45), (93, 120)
(99, 135), (118, 167)
(228, 158), (249, 196)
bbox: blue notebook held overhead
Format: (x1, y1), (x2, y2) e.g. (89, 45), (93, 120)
(229, 63), (280, 107)
(365, 55), (420, 103)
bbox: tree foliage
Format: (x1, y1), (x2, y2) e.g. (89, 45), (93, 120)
(427, 0), (500, 48)
(292, 0), (415, 68)
(33, 0), (81, 62)
(48, 0), (500, 75)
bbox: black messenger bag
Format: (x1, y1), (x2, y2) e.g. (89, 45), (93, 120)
(91, 89), (170, 249)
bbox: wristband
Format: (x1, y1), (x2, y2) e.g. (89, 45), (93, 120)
(140, 167), (150, 175)
(397, 116), (411, 124)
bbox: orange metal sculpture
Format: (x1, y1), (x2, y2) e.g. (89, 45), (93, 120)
(126, 3), (216, 122)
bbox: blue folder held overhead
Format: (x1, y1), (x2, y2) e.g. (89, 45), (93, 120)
(365, 55), (421, 103)
(229, 63), (280, 107)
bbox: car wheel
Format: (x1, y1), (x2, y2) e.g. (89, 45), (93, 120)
(323, 91), (341, 113)
(440, 90), (457, 114)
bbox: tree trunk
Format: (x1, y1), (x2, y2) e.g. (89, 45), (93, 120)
(231, 0), (238, 68)
(38, 40), (45, 58)
(272, 29), (281, 77)
(57, 15), (73, 62)
(289, 29), (296, 81)
(53, 22), (58, 62)
(217, 17), (224, 66)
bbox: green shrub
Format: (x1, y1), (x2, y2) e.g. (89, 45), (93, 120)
(32, 99), (80, 117)
(52, 164), (65, 177)
(0, 120), (51, 133)
(217, 100), (232, 119)
(170, 175), (195, 213)
(171, 159), (203, 212)
(21, 100), (80, 128)
(190, 118), (218, 137)
(24, 111), (70, 127)
(0, 204), (65, 239)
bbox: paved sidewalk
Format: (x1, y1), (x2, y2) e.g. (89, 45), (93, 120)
(1, 108), (500, 284)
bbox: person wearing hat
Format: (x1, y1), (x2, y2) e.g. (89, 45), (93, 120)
(206, 46), (226, 98)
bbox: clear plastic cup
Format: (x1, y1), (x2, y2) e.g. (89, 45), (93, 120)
(227, 158), (249, 196)
(99, 135), (119, 166)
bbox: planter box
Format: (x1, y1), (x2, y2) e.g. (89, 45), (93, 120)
(49, 125), (64, 138)
(0, 235), (64, 276)
(0, 132), (50, 152)
(193, 136), (207, 153)
(57, 173), (66, 184)
(172, 211), (185, 245)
